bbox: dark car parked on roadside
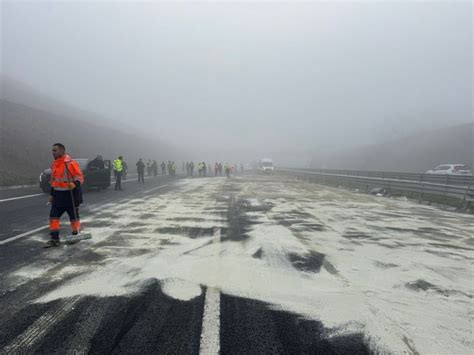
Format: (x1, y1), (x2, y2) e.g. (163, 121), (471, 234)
(39, 158), (111, 193)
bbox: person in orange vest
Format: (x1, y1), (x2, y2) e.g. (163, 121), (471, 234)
(45, 143), (84, 247)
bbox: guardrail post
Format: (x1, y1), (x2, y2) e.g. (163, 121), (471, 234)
(459, 184), (472, 212)
(418, 183), (424, 203)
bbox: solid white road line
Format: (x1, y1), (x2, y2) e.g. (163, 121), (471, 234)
(143, 184), (170, 194)
(0, 184), (37, 191)
(0, 225), (49, 246)
(121, 175), (158, 183)
(199, 227), (221, 355)
(0, 174), (158, 202)
(0, 179), (141, 202)
(0, 193), (45, 203)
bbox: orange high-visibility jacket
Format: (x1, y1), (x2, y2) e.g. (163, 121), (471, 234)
(50, 154), (84, 191)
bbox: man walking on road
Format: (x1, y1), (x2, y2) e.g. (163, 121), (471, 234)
(161, 161), (166, 175)
(113, 156), (124, 190)
(46, 143), (84, 247)
(122, 160), (128, 179)
(136, 158), (145, 183)
(198, 162), (202, 176)
(224, 163), (231, 178)
(171, 161), (176, 176)
(147, 160), (152, 176)
(189, 161), (194, 177)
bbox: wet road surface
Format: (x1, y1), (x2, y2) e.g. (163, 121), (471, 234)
(1, 174), (472, 354)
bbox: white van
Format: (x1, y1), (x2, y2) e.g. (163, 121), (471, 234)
(260, 158), (274, 173)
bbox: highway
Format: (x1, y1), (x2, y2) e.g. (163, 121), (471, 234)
(0, 173), (472, 354)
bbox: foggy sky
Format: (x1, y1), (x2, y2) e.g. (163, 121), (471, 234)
(1, 1), (472, 164)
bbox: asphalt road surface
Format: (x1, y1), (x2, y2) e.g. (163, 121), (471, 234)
(1, 173), (472, 354)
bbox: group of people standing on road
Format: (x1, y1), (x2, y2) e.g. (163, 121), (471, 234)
(183, 161), (244, 178)
(111, 156), (247, 190)
(184, 161), (209, 177)
(166, 161), (177, 176)
(113, 157), (178, 188)
(185, 161), (195, 177)
(145, 160), (158, 177)
(95, 155), (247, 192)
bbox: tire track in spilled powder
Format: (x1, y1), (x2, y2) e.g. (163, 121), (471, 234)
(3, 296), (81, 353)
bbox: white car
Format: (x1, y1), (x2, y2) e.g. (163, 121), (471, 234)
(260, 158), (274, 173)
(425, 164), (473, 176)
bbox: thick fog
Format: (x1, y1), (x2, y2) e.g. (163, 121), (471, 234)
(1, 1), (472, 165)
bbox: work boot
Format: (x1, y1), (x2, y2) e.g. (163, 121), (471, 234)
(44, 238), (60, 248)
(44, 231), (60, 248)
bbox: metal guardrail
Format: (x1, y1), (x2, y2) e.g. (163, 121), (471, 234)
(276, 168), (474, 210)
(289, 168), (474, 186)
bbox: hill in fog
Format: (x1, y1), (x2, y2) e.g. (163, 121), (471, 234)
(0, 78), (181, 186)
(310, 122), (474, 173)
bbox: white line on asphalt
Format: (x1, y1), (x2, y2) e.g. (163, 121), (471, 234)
(0, 225), (49, 245)
(119, 174), (138, 182)
(0, 193), (45, 203)
(0, 183), (37, 191)
(199, 227), (221, 355)
(0, 175), (160, 202)
(143, 184), (169, 194)
(120, 175), (158, 183)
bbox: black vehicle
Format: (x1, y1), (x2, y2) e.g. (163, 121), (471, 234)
(39, 158), (111, 193)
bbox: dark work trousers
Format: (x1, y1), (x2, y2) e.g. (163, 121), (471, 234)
(138, 171), (145, 183)
(49, 205), (80, 239)
(115, 171), (122, 190)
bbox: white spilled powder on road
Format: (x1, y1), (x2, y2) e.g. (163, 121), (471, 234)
(28, 175), (474, 354)
(161, 278), (202, 301)
(10, 265), (52, 285)
(49, 265), (92, 282)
